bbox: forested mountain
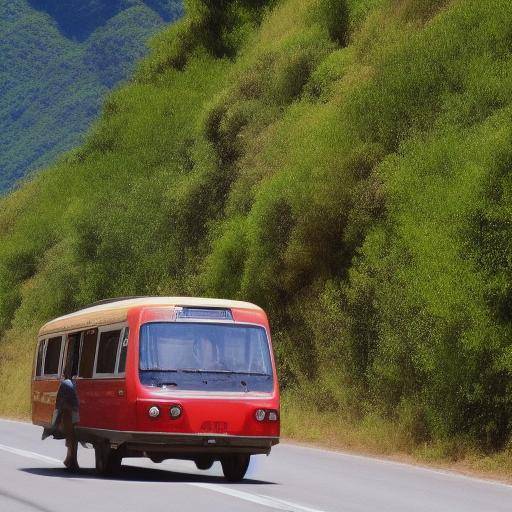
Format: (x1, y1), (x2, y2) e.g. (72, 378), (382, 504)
(1, 0), (512, 464)
(0, 0), (182, 191)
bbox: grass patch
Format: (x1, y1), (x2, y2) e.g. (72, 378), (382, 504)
(282, 391), (512, 482)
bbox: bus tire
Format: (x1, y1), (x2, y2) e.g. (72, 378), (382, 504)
(221, 454), (250, 482)
(94, 442), (122, 476)
(194, 456), (214, 470)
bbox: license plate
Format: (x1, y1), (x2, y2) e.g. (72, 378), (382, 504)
(200, 421), (228, 433)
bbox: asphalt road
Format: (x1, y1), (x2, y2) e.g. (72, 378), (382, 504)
(1, 419), (511, 512)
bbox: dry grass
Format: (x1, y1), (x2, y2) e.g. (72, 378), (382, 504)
(282, 393), (512, 484)
(0, 325), (36, 420)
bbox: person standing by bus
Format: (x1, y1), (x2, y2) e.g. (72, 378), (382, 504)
(41, 337), (80, 470)
(57, 372), (80, 470)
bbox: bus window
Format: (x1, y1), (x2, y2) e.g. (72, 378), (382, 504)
(79, 329), (98, 378)
(139, 323), (273, 392)
(95, 330), (122, 375)
(64, 333), (81, 378)
(43, 336), (62, 376)
(35, 340), (45, 377)
(117, 327), (129, 374)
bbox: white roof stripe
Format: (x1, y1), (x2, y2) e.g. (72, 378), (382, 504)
(39, 296), (262, 336)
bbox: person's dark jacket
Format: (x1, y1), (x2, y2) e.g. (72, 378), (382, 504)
(41, 379), (79, 440)
(56, 379), (79, 412)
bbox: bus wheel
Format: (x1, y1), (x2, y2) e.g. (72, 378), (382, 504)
(94, 443), (122, 476)
(194, 456), (214, 470)
(220, 454), (250, 482)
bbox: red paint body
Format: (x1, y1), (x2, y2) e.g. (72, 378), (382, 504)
(32, 302), (280, 454)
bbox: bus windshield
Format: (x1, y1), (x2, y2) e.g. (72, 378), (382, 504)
(139, 322), (274, 392)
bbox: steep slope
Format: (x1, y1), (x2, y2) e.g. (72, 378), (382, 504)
(1, 0), (512, 465)
(0, 0), (183, 191)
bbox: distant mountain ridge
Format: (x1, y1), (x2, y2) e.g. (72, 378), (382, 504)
(27, 0), (179, 40)
(0, 0), (182, 191)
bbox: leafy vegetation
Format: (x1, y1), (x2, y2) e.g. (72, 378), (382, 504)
(2, 0), (512, 465)
(0, 0), (183, 191)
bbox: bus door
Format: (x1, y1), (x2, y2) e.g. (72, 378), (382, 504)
(75, 329), (98, 428)
(76, 327), (129, 430)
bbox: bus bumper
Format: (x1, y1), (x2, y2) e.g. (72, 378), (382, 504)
(76, 427), (279, 455)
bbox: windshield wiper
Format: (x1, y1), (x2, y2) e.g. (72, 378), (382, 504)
(143, 368), (201, 373)
(183, 369), (271, 376)
(143, 368), (271, 376)
(153, 368), (224, 374)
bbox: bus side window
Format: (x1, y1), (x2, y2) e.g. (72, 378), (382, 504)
(95, 330), (121, 375)
(35, 340), (45, 377)
(117, 327), (129, 374)
(79, 329), (98, 378)
(43, 336), (63, 377)
(65, 332), (81, 378)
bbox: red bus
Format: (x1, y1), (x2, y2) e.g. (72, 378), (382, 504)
(32, 297), (280, 481)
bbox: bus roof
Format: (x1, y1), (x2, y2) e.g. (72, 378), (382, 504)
(38, 297), (263, 337)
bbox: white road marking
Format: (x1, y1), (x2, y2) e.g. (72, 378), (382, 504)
(190, 483), (326, 512)
(0, 441), (326, 512)
(0, 443), (62, 466)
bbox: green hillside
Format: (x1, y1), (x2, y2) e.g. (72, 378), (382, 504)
(0, 0), (183, 191)
(2, 0), (512, 469)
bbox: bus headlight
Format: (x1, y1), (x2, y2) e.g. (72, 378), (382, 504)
(148, 406), (160, 418)
(255, 409), (266, 422)
(170, 405), (182, 419)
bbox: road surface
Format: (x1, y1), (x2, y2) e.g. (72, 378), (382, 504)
(0, 418), (511, 512)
